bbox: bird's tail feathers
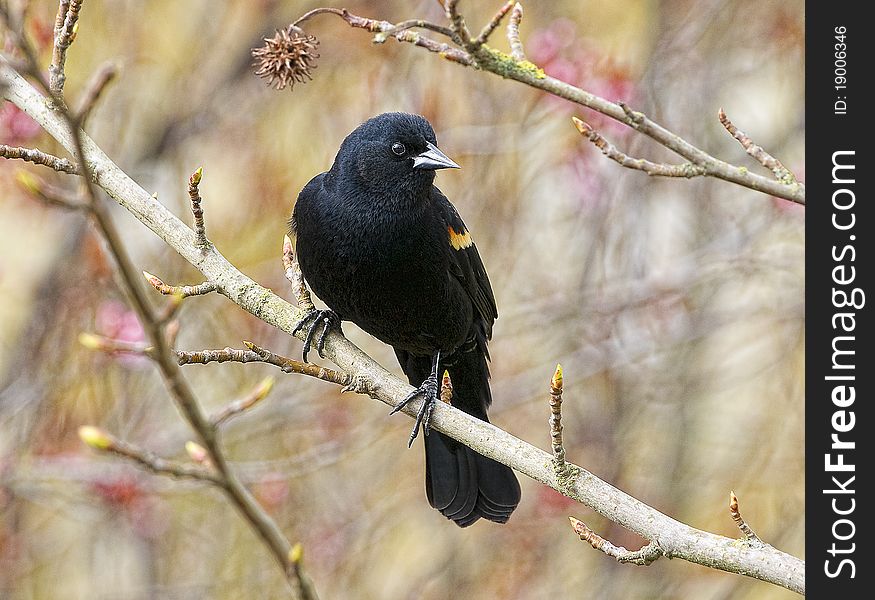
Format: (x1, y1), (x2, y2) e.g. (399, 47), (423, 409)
(396, 346), (521, 526)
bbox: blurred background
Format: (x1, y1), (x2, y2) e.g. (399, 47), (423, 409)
(1, 1), (803, 598)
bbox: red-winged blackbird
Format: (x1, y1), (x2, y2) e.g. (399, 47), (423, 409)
(290, 113), (521, 526)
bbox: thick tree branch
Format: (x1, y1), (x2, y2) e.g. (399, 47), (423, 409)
(1, 58), (804, 595)
(1, 47), (313, 594)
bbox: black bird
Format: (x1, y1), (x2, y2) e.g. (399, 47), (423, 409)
(290, 112), (520, 527)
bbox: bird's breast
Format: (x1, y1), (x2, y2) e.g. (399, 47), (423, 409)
(296, 203), (470, 354)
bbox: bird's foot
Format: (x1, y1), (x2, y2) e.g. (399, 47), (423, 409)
(292, 308), (340, 363)
(390, 371), (440, 448)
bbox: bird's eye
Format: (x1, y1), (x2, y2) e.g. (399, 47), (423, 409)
(391, 142), (406, 156)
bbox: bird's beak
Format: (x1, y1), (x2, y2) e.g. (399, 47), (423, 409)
(412, 141), (461, 170)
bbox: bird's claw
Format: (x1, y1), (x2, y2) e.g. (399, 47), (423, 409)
(390, 373), (440, 447)
(292, 308), (340, 362)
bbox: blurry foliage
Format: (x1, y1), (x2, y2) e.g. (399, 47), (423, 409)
(1, 1), (803, 598)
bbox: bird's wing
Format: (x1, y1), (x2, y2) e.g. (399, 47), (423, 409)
(432, 187), (498, 339)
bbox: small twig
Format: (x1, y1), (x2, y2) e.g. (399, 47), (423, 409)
(175, 345), (258, 366)
(475, 1), (514, 46)
(572, 117), (705, 178)
(211, 377), (275, 427)
(548, 363), (567, 470)
(155, 295), (184, 325)
(292, 6), (346, 27)
(74, 60), (117, 124)
(1, 144), (80, 174)
(506, 2), (526, 61)
(291, 7), (473, 66)
(142, 271), (217, 298)
(245, 341), (352, 386)
(78, 332), (150, 355)
(15, 170), (87, 210)
(283, 235), (314, 311)
(174, 342), (353, 388)
(618, 100), (644, 124)
(729, 491), (763, 544)
(78, 426), (222, 484)
(52, 1), (71, 44)
(445, 0), (475, 50)
(187, 167), (208, 248)
(569, 517), (663, 566)
(373, 19), (454, 43)
(289, 544), (320, 600)
(162, 318), (181, 347)
(718, 109), (799, 185)
(49, 0), (84, 99)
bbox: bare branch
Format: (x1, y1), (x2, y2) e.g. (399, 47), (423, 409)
(1, 43), (309, 591)
(174, 342), (353, 388)
(15, 170), (87, 210)
(188, 167), (208, 248)
(49, 0), (84, 98)
(572, 117), (706, 178)
(718, 108), (800, 186)
(475, 1), (514, 46)
(548, 364), (567, 471)
(292, 7), (474, 66)
(444, 0), (475, 50)
(569, 517), (663, 566)
(78, 426), (222, 484)
(78, 331), (149, 355)
(729, 491), (763, 544)
(282, 6), (804, 204)
(74, 60), (117, 124)
(142, 270), (218, 298)
(245, 341), (353, 387)
(1, 144), (80, 174)
(211, 377), (276, 427)
(372, 19), (454, 43)
(506, 2), (526, 61)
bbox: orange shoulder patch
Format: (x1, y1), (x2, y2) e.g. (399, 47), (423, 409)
(448, 226), (473, 250)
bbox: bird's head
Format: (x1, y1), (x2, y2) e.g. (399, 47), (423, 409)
(335, 112), (459, 200)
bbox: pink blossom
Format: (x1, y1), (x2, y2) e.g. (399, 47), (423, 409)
(0, 104), (41, 145)
(95, 300), (148, 367)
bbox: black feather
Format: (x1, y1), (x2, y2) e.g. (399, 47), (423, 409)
(292, 112), (520, 526)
